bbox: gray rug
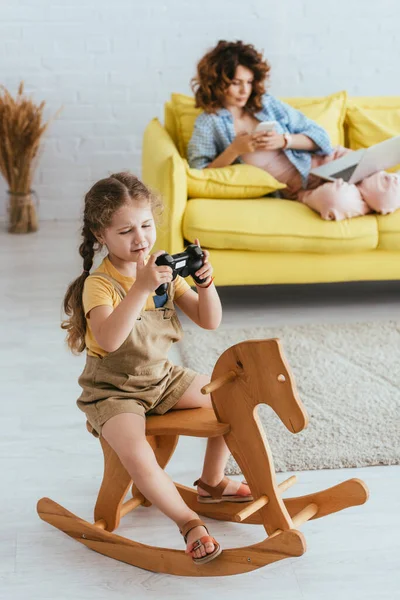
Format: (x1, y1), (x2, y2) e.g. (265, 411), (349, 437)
(179, 321), (400, 473)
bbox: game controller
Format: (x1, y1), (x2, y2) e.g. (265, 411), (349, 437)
(154, 244), (206, 296)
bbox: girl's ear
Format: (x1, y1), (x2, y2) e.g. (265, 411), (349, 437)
(92, 229), (104, 245)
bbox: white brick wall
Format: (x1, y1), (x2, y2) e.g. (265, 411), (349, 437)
(0, 0), (399, 220)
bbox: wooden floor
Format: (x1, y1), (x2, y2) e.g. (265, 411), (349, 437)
(1, 221), (399, 599)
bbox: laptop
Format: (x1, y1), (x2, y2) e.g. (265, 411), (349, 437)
(310, 135), (400, 184)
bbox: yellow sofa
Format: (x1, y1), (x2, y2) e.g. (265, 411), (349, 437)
(142, 92), (400, 286)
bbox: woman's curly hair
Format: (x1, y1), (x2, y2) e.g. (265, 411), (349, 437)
(191, 40), (271, 114)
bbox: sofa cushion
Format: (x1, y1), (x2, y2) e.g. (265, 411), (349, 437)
(280, 91), (347, 146)
(376, 210), (400, 251)
(346, 97), (400, 171)
(170, 91), (347, 158)
(170, 93), (202, 157)
(183, 198), (378, 253)
(185, 161), (286, 199)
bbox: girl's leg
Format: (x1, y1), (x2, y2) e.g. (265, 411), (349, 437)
(357, 171), (400, 214)
(298, 179), (371, 221)
(101, 412), (214, 559)
(173, 375), (251, 497)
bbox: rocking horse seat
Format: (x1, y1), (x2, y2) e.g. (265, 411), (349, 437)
(86, 407), (230, 439)
(147, 407), (230, 437)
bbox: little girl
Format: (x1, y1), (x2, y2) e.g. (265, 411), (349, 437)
(62, 172), (252, 565)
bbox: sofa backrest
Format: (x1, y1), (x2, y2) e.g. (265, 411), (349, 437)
(164, 101), (179, 148)
(165, 91), (348, 158)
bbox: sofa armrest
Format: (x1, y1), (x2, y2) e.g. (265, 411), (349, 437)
(142, 118), (187, 254)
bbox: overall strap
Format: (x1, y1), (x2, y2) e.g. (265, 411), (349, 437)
(89, 272), (175, 310)
(88, 272), (127, 300)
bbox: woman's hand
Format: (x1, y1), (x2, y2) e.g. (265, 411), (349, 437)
(194, 238), (214, 287)
(134, 250), (173, 294)
(231, 132), (256, 155)
(253, 131), (286, 151)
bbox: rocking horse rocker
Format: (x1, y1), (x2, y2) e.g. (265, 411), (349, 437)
(37, 339), (369, 577)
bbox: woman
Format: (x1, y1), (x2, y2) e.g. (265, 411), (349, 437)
(188, 40), (400, 220)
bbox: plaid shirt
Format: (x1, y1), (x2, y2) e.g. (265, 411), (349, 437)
(187, 94), (333, 187)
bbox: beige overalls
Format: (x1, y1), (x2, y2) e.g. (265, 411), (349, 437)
(77, 273), (197, 436)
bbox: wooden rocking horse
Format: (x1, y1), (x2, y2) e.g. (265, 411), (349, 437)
(37, 338), (369, 577)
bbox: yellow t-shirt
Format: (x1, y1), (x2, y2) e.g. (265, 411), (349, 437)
(82, 256), (191, 358)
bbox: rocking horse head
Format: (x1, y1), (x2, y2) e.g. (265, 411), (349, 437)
(209, 338), (309, 434)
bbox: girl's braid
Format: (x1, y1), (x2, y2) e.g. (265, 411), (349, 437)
(79, 224), (97, 275)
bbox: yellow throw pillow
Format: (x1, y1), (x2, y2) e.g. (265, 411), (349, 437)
(171, 93), (202, 157)
(185, 161), (286, 199)
(346, 98), (400, 172)
(171, 90), (347, 157)
(280, 90), (347, 146)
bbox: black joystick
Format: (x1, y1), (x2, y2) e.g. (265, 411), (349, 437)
(154, 244), (206, 296)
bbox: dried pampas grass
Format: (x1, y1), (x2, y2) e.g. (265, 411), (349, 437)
(0, 82), (58, 233)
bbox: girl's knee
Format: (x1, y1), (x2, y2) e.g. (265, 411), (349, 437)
(358, 172), (400, 214)
(101, 412), (146, 454)
(119, 437), (160, 475)
(300, 180), (370, 220)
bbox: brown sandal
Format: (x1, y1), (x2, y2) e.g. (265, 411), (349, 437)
(180, 519), (222, 565)
(194, 476), (254, 504)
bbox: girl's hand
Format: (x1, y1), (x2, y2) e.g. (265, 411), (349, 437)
(253, 131), (286, 150)
(194, 238), (214, 287)
(231, 132), (256, 155)
(134, 250), (173, 294)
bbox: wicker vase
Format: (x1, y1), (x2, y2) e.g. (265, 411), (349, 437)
(7, 190), (38, 234)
